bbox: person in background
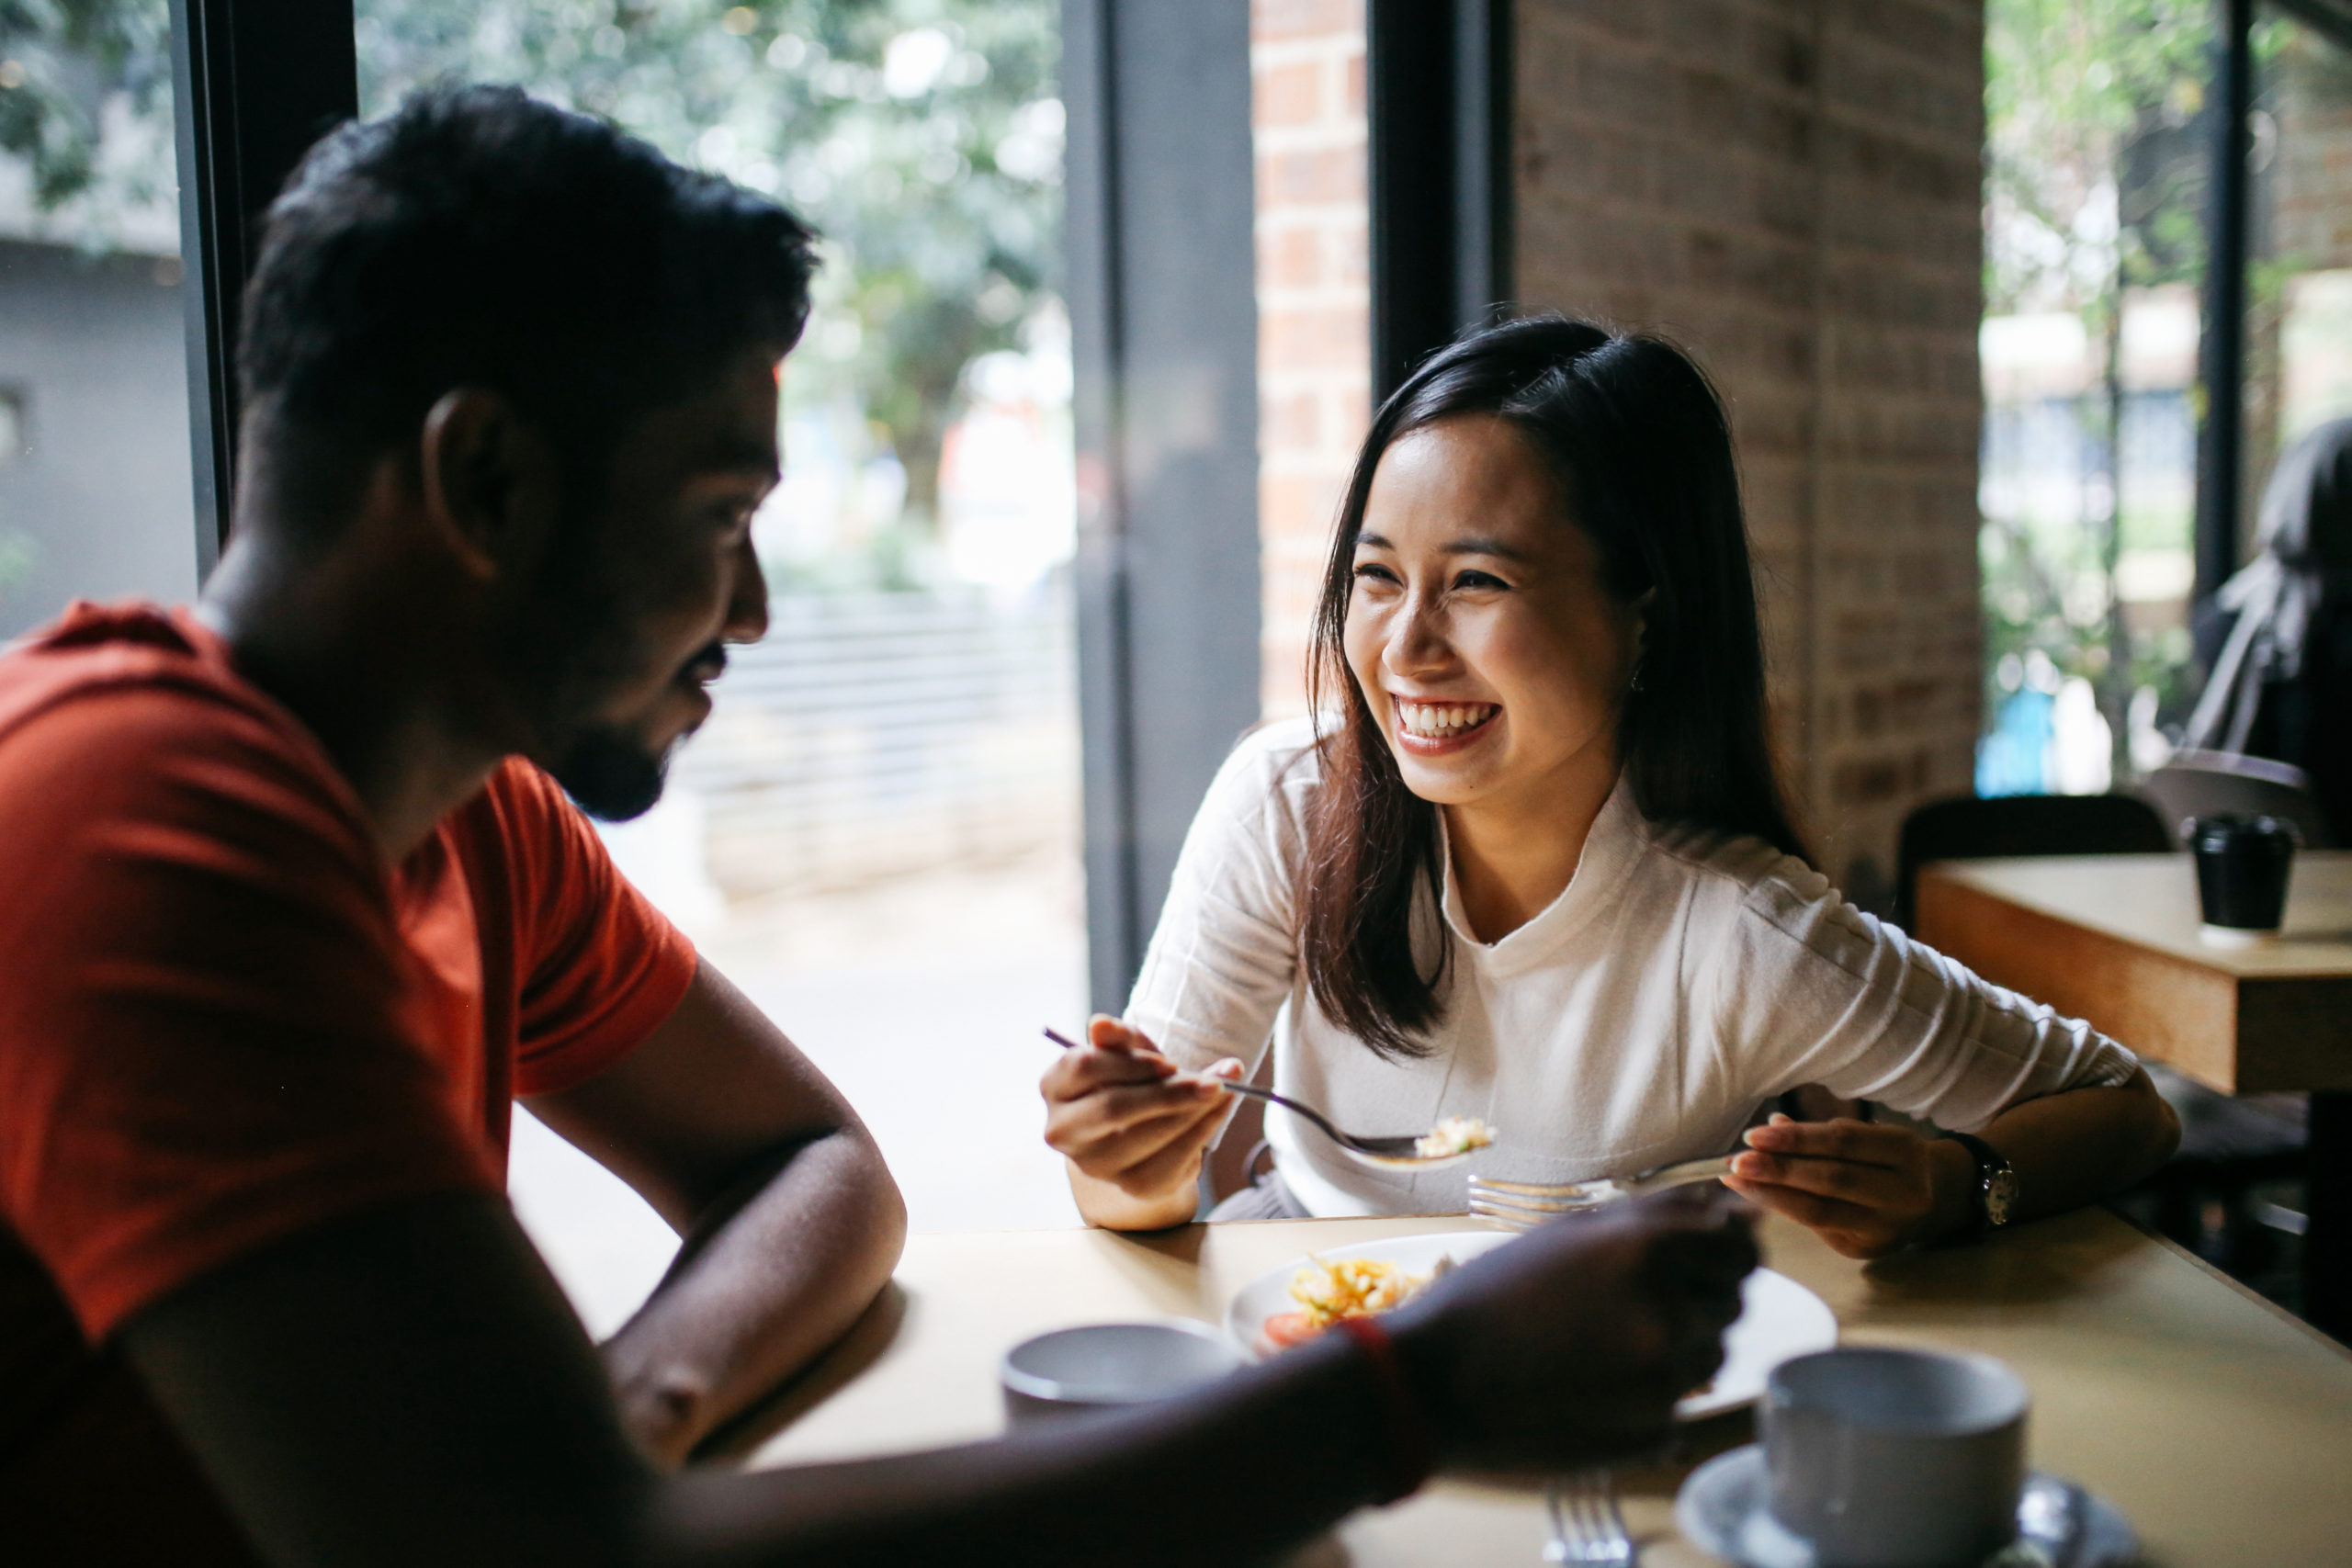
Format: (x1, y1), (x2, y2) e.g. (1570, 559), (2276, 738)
(2185, 415), (2352, 835)
(0, 88), (1758, 1567)
(1044, 317), (2180, 1245)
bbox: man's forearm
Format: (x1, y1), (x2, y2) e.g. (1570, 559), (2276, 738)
(605, 1126), (907, 1463)
(657, 1325), (1390, 1568)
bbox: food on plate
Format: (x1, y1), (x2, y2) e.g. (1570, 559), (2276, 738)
(1261, 1253), (1456, 1348)
(1414, 1114), (1496, 1159)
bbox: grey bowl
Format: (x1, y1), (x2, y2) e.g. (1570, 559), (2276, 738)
(1000, 1320), (1245, 1424)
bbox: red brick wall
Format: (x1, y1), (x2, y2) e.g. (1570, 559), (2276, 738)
(1515, 0), (1985, 895)
(1252, 0), (1370, 719)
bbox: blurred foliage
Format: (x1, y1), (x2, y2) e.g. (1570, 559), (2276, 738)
(0, 0), (1060, 544)
(1985, 0), (2214, 314)
(1982, 0), (2222, 760)
(0, 0), (175, 243)
(355, 0), (1059, 535)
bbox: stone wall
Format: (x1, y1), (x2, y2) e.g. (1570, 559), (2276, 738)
(1514, 0), (1986, 897)
(1249, 0), (1987, 897)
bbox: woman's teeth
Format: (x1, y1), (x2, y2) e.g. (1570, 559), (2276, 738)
(1396, 700), (1498, 739)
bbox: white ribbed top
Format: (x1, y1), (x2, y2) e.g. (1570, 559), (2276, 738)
(1126, 717), (2140, 1219)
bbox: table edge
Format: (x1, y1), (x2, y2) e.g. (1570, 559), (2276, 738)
(2104, 1206), (2352, 1365)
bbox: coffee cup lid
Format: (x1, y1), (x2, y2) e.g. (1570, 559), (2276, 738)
(2187, 813), (2301, 852)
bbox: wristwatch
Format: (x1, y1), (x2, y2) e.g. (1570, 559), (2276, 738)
(1944, 1132), (2018, 1238)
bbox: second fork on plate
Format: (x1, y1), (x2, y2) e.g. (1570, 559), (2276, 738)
(1468, 1156), (1736, 1229)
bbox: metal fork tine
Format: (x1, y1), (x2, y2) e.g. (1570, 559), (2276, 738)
(1551, 1470), (1635, 1567)
(1467, 1194), (1599, 1222)
(1467, 1195), (1591, 1224)
(1467, 1175), (1608, 1199)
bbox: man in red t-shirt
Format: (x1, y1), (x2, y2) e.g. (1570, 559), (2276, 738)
(0, 85), (1757, 1566)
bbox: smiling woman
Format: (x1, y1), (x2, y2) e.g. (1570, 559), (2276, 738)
(1306, 321), (1799, 1058)
(1041, 314), (2181, 1247)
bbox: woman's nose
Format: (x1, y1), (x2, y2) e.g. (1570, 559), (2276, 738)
(1382, 589), (1450, 675)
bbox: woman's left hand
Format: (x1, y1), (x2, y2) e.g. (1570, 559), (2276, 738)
(1722, 1113), (1973, 1258)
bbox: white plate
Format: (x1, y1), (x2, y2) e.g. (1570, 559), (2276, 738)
(1223, 1229), (1838, 1420)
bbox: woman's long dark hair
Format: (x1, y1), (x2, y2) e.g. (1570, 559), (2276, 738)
(1300, 315), (1808, 1060)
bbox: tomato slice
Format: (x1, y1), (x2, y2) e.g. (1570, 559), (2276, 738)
(1261, 1310), (1328, 1348)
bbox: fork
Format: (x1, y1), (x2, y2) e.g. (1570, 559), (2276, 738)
(1468, 1156), (1736, 1230)
(1544, 1470), (1635, 1566)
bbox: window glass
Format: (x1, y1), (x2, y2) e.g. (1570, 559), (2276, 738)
(0, 2), (196, 642)
(351, 0), (1075, 1326)
(1979, 0), (2211, 795)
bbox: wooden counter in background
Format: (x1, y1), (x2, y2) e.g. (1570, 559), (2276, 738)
(1916, 852), (2352, 1094)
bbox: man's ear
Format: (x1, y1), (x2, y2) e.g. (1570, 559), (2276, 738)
(416, 389), (560, 582)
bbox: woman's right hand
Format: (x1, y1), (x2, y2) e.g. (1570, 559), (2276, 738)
(1040, 1015), (1246, 1230)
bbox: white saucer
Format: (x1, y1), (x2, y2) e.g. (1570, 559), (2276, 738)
(1675, 1444), (2137, 1568)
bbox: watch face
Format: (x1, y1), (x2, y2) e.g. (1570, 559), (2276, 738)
(1984, 1166), (2020, 1227)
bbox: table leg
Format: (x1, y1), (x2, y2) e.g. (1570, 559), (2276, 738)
(2305, 1091), (2352, 1343)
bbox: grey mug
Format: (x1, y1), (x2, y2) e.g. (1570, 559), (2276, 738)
(1762, 1347), (2029, 1568)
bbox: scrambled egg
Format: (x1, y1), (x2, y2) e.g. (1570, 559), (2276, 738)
(1414, 1114), (1496, 1159)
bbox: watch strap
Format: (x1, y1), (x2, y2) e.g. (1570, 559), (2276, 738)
(1942, 1132), (2008, 1239)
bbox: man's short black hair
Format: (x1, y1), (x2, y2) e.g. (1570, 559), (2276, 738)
(239, 85), (817, 498)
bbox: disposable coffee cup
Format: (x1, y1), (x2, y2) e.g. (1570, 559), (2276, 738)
(1761, 1347), (2028, 1568)
(999, 1320), (1243, 1425)
(2188, 813), (2300, 945)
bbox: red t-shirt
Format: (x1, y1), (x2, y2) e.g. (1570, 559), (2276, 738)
(0, 602), (698, 1560)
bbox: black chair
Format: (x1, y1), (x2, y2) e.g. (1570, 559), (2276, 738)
(1893, 792), (2306, 1283)
(1892, 793), (2173, 933)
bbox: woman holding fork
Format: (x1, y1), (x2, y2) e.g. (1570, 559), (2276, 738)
(1040, 315), (2178, 1252)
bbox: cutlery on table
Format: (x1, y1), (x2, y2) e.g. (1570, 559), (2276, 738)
(1545, 1470), (1635, 1566)
(1467, 1156), (1736, 1230)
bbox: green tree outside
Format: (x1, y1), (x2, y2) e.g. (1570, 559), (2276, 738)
(0, 0), (1061, 587)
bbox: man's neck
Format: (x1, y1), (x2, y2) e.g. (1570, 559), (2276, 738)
(197, 532), (506, 863)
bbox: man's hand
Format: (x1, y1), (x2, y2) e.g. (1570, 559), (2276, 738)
(1723, 1113), (1970, 1258)
(1389, 1188), (1758, 1473)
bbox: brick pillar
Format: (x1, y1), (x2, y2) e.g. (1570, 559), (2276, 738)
(1515, 0), (1986, 897)
(1252, 0), (1371, 720)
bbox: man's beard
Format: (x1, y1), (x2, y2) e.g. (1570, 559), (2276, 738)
(552, 725), (673, 822)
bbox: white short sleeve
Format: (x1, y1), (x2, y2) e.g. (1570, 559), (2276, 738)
(1122, 718), (1321, 1075)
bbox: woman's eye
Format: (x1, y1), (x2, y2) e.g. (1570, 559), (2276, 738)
(1453, 570), (1510, 592)
(1351, 562), (1400, 586)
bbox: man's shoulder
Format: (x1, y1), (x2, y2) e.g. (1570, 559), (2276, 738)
(1, 601), (263, 742)
(0, 602), (367, 854)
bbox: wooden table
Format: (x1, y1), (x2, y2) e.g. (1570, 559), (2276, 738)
(1917, 852), (2352, 1338)
(732, 1213), (2352, 1566)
